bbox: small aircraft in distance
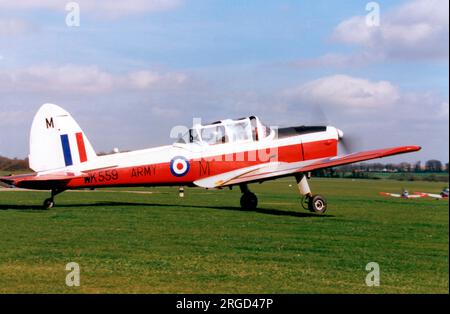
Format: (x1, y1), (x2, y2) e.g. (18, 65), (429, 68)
(414, 188), (449, 200)
(379, 189), (426, 199)
(0, 104), (421, 213)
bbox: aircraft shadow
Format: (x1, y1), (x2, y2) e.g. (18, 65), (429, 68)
(0, 204), (48, 211)
(0, 201), (333, 218)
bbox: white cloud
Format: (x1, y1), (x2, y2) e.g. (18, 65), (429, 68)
(0, 0), (183, 18)
(0, 65), (114, 94)
(440, 101), (449, 118)
(293, 0), (449, 68)
(280, 74), (448, 162)
(128, 71), (161, 89)
(331, 0), (449, 60)
(0, 18), (31, 36)
(128, 71), (187, 89)
(150, 105), (181, 117)
(291, 52), (379, 69)
(332, 16), (375, 46)
(284, 74), (400, 112)
(0, 64), (189, 94)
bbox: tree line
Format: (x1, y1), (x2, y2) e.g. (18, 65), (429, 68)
(0, 156), (30, 172)
(313, 160), (449, 182)
(337, 160), (449, 173)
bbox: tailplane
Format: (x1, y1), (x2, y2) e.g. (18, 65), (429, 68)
(29, 103), (97, 172)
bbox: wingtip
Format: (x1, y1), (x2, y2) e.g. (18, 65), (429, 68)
(386, 145), (421, 156)
(400, 145), (421, 152)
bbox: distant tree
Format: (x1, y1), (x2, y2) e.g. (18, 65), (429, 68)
(445, 163), (449, 173)
(414, 161), (422, 172)
(0, 155), (30, 171)
(372, 163), (384, 171)
(399, 162), (411, 172)
(425, 160), (443, 172)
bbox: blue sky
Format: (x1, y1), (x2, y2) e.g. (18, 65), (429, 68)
(0, 0), (448, 163)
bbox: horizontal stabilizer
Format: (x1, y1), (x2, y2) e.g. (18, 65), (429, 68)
(0, 172), (85, 190)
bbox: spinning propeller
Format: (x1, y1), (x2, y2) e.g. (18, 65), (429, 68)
(307, 103), (362, 155)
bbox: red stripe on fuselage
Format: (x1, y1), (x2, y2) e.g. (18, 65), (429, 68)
(66, 140), (337, 189)
(302, 139), (337, 160)
(76, 132), (88, 163)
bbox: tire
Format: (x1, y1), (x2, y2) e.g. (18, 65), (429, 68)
(43, 198), (54, 210)
(308, 194), (327, 214)
(240, 192), (258, 210)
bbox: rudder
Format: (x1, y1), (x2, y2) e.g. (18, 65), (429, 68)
(29, 103), (97, 172)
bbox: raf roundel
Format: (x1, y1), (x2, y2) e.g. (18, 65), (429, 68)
(170, 156), (190, 177)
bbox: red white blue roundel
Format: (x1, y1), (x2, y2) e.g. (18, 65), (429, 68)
(170, 156), (190, 177)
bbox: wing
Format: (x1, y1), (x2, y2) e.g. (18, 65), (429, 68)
(427, 193), (446, 199)
(415, 192), (446, 199)
(194, 145), (421, 188)
(298, 145), (421, 172)
(0, 172), (85, 190)
(405, 194), (424, 199)
(379, 192), (402, 198)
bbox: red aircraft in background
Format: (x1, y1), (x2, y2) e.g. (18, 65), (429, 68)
(379, 189), (426, 199)
(1, 104), (421, 212)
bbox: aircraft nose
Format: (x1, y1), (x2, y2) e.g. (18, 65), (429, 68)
(336, 128), (344, 139)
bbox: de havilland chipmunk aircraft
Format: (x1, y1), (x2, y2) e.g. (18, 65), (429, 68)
(0, 104), (421, 213)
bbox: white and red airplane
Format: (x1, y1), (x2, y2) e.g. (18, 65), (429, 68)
(379, 189), (426, 199)
(0, 104), (421, 213)
(414, 188), (449, 200)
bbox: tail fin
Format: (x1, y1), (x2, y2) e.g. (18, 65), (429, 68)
(29, 103), (97, 172)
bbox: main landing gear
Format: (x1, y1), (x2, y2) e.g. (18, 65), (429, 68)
(296, 174), (328, 214)
(238, 175), (327, 214)
(240, 184), (258, 210)
(43, 189), (65, 210)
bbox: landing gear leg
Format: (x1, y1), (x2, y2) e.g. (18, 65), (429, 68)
(43, 189), (64, 210)
(295, 173), (327, 214)
(239, 184), (258, 210)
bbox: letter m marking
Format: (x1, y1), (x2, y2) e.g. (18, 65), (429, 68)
(46, 117), (54, 129)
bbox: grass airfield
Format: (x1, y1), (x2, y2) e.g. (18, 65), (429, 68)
(0, 178), (448, 293)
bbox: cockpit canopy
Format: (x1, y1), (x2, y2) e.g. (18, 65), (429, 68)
(176, 116), (272, 145)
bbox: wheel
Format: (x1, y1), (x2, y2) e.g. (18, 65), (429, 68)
(240, 192), (258, 210)
(308, 194), (327, 214)
(43, 198), (54, 210)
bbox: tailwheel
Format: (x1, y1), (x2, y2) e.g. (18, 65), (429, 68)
(43, 198), (55, 210)
(308, 194), (327, 214)
(42, 188), (64, 209)
(240, 192), (258, 210)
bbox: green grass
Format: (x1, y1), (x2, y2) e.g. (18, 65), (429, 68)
(0, 178), (448, 293)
